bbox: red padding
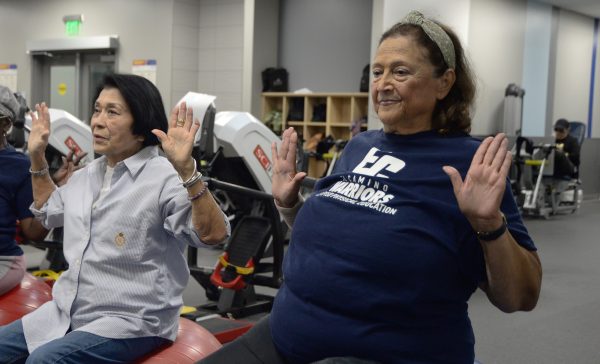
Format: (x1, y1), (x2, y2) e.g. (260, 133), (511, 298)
(213, 321), (253, 344)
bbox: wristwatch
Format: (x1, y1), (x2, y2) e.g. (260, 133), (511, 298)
(475, 213), (507, 241)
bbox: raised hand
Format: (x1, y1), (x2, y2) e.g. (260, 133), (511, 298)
(271, 127), (306, 207)
(443, 133), (512, 232)
(28, 103), (51, 156)
(151, 101), (200, 178)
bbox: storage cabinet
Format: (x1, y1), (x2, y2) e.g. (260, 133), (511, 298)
(261, 92), (368, 144)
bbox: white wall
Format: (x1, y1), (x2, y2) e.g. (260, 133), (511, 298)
(593, 20), (600, 139)
(381, 0), (471, 46)
(249, 0), (279, 117)
(468, 0), (527, 135)
(197, 0), (245, 112)
(188, 0), (268, 116)
(521, 1), (553, 137)
(2, 0), (599, 140)
(593, 19), (600, 139)
(0, 0), (174, 110)
(279, 0), (372, 92)
(552, 9), (595, 129)
(172, 0), (201, 108)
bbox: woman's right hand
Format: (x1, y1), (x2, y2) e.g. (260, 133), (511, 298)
(28, 103), (51, 156)
(271, 127), (306, 208)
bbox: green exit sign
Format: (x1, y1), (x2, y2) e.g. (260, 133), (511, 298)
(63, 14), (83, 36)
(65, 20), (80, 36)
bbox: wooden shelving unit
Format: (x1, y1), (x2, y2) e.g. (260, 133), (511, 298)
(261, 92), (368, 143)
(261, 92), (368, 177)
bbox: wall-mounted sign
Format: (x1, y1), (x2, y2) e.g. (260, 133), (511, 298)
(132, 59), (157, 85)
(58, 82), (67, 95)
(0, 64), (18, 92)
(63, 14), (84, 36)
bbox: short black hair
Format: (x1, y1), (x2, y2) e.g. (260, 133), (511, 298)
(554, 118), (569, 130)
(94, 73), (168, 147)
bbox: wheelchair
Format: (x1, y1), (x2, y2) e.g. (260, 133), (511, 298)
(511, 122), (585, 219)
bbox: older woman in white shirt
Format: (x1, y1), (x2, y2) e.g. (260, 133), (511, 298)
(0, 73), (229, 363)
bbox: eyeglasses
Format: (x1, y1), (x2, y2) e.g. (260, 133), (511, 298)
(554, 128), (565, 132)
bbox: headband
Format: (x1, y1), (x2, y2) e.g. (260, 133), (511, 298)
(400, 11), (456, 69)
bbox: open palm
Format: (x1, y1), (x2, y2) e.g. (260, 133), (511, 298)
(152, 101), (200, 175)
(443, 133), (512, 230)
(28, 103), (51, 155)
(271, 127), (306, 207)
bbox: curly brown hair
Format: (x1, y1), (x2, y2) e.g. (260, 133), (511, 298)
(379, 21), (476, 133)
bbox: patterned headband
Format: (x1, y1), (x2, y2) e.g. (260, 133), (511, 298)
(400, 11), (456, 69)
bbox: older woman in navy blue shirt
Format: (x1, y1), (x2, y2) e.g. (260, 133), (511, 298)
(200, 11), (541, 364)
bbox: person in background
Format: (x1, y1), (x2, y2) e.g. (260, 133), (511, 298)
(0, 85), (48, 296)
(552, 118), (580, 179)
(199, 10), (542, 364)
(0, 73), (229, 363)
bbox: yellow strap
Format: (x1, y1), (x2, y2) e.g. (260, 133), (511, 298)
(180, 305), (197, 315)
(32, 269), (62, 281)
(218, 255), (254, 275)
(525, 159), (544, 166)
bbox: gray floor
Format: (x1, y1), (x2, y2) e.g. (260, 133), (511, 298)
(469, 199), (600, 364)
(23, 199), (600, 363)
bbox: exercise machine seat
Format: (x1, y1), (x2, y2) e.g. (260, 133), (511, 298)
(136, 318), (223, 363)
(0, 273), (52, 325)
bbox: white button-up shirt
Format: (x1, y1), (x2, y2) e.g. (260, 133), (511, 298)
(24, 146), (227, 352)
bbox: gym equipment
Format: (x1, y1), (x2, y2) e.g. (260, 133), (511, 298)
(181, 105), (285, 316)
(192, 313), (253, 344)
(186, 178), (284, 319)
(512, 126), (585, 218)
(503, 83), (525, 136)
(23, 108), (94, 168)
(20, 93), (287, 334)
(174, 94), (286, 333)
(211, 111), (279, 193)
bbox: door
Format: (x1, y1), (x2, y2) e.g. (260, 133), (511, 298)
(31, 50), (116, 124)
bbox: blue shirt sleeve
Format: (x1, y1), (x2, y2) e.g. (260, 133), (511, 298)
(15, 169), (35, 220)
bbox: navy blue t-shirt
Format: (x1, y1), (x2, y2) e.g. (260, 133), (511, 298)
(0, 146), (33, 256)
(270, 129), (536, 364)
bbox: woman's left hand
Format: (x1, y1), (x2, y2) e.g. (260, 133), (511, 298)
(152, 101), (200, 178)
(443, 133), (512, 232)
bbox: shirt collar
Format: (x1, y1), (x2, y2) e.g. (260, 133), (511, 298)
(121, 146), (159, 177)
(90, 146), (159, 179)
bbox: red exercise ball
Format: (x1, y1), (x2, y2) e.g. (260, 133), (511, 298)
(0, 274), (222, 362)
(137, 318), (222, 363)
(0, 273), (52, 325)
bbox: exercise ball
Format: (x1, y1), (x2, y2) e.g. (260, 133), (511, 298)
(0, 273), (52, 325)
(137, 318), (222, 363)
